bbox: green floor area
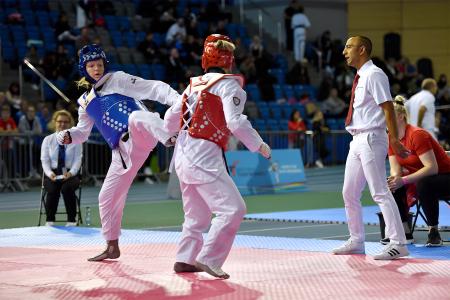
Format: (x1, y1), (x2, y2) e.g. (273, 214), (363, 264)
(0, 190), (373, 229)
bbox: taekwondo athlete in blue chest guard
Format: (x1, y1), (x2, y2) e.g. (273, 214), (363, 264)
(57, 44), (181, 261)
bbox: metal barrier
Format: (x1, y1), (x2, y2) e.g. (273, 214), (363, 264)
(0, 130), (352, 192)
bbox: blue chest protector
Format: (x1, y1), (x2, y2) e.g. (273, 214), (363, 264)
(85, 93), (143, 149)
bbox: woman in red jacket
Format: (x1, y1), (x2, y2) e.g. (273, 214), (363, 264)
(387, 96), (450, 246)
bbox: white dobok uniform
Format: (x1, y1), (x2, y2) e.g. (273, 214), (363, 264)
(164, 73), (265, 268)
(67, 71), (180, 240)
(344, 60), (406, 245)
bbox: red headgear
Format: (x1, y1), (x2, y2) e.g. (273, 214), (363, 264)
(201, 34), (235, 71)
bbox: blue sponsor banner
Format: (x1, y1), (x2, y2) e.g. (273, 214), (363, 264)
(225, 149), (307, 196)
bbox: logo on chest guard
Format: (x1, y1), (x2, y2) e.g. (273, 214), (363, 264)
(233, 97), (240, 106)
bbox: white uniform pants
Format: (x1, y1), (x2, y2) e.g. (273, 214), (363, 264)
(176, 171), (246, 268)
(294, 28), (306, 62)
(343, 130), (406, 244)
(99, 111), (170, 241)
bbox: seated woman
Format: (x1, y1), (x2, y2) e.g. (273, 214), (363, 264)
(288, 109), (306, 149)
(41, 110), (82, 226)
(386, 96), (450, 246)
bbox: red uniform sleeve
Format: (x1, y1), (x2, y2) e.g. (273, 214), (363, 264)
(388, 143), (394, 156)
(411, 130), (433, 156)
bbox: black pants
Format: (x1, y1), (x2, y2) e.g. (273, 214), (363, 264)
(392, 186), (410, 223)
(416, 173), (450, 226)
(44, 176), (80, 222)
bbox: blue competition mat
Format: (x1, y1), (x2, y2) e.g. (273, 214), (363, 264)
(245, 202), (450, 227)
(0, 226), (449, 261)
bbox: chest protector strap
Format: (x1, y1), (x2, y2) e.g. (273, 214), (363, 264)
(180, 74), (244, 150)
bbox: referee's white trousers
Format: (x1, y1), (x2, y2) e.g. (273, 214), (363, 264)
(343, 130), (406, 245)
(176, 172), (247, 268)
(99, 111), (170, 241)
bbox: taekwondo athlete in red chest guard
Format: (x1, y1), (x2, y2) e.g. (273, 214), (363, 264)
(164, 34), (272, 279)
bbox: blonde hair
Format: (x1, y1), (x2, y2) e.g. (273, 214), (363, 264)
(48, 109), (75, 132)
(393, 95), (408, 123)
(215, 40), (235, 52)
(76, 77), (92, 89)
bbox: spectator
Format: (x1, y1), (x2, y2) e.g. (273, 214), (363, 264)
(405, 78), (438, 139)
(55, 13), (78, 43)
(182, 35), (202, 66)
(321, 88), (348, 118)
(138, 32), (160, 63)
(0, 104), (18, 178)
(239, 56), (257, 83)
(291, 5), (311, 63)
(36, 101), (53, 133)
(284, 0), (300, 51)
(56, 44), (75, 80)
(41, 110), (82, 227)
(288, 109), (306, 149)
(24, 46), (42, 90)
(285, 61), (310, 85)
(166, 18), (187, 46)
(386, 96), (450, 246)
(0, 92), (10, 110)
(5, 82), (22, 116)
(249, 35), (264, 59)
(18, 105), (43, 177)
(75, 27), (93, 51)
(166, 48), (187, 84)
(310, 108), (329, 168)
(436, 74), (449, 100)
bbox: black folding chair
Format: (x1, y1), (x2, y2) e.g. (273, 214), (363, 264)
(38, 170), (83, 226)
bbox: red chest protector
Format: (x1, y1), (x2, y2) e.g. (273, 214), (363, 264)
(180, 73), (244, 150)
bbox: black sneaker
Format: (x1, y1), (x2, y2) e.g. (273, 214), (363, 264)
(380, 233), (414, 245)
(426, 228), (443, 247)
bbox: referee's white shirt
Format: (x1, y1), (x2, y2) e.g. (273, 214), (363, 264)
(346, 60), (392, 134)
(41, 132), (83, 178)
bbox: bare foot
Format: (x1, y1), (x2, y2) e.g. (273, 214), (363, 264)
(88, 240), (120, 262)
(195, 261), (230, 279)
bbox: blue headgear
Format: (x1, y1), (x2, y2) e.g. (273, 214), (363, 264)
(78, 44), (109, 83)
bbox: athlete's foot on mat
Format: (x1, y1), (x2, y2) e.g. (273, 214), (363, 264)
(195, 261), (230, 279)
(88, 240), (120, 262)
(174, 262), (202, 273)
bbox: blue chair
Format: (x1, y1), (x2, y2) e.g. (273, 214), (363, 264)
(246, 84), (261, 102)
(104, 15), (119, 31)
(22, 10), (36, 25)
(268, 68), (285, 85)
(2, 45), (16, 62)
(119, 16), (131, 31)
(123, 64), (139, 76)
(136, 31), (146, 44)
(19, 0), (32, 10)
(254, 119), (267, 131)
(266, 119), (280, 131)
(270, 106), (283, 119)
(109, 63), (122, 72)
(137, 64), (151, 79)
(303, 84), (317, 100)
(279, 119), (289, 129)
(237, 24), (247, 38)
(225, 23), (238, 39)
(152, 33), (165, 47)
(283, 84), (295, 100)
(124, 31), (136, 48)
(273, 84), (283, 100)
(152, 64), (166, 80)
(259, 107), (270, 119)
(110, 31), (123, 47)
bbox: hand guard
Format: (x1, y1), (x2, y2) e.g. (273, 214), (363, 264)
(258, 142), (271, 159)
